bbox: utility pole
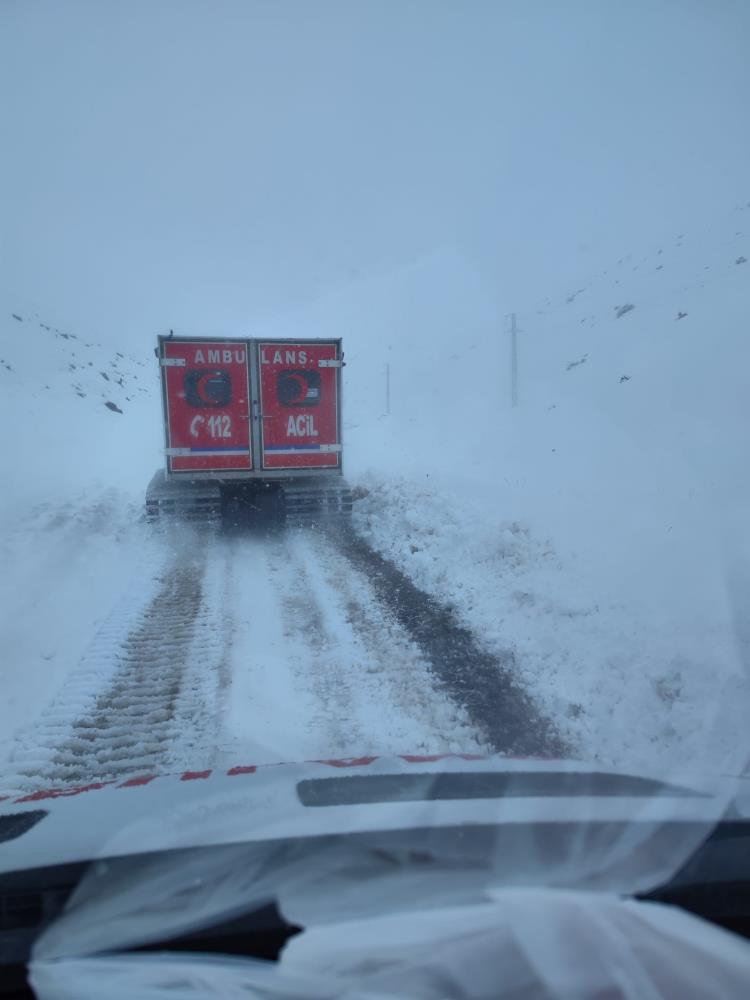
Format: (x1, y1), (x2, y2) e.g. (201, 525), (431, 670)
(507, 312), (519, 407)
(385, 363), (391, 416)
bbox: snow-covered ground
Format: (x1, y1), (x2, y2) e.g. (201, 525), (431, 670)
(1, 518), (489, 796)
(0, 313), (162, 771)
(0, 494), (160, 768)
(353, 475), (745, 773)
(1, 201), (748, 788)
(270, 203), (750, 773)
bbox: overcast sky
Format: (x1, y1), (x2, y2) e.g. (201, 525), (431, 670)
(2, 0), (749, 345)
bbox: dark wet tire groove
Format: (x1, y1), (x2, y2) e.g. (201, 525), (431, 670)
(334, 527), (568, 757)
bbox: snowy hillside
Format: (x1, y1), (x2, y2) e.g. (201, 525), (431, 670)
(1, 200), (748, 786)
(0, 309), (161, 515)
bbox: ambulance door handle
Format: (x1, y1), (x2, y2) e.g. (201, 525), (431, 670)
(251, 401), (272, 420)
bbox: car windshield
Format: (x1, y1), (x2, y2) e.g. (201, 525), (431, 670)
(1, 1), (749, 992)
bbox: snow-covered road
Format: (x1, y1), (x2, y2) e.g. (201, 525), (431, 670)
(2, 517), (564, 796)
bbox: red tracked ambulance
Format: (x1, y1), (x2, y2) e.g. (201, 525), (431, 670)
(146, 336), (351, 525)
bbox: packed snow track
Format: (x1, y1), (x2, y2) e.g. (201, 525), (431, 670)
(4, 523), (564, 795)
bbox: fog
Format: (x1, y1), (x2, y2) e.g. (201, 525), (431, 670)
(1, 0), (749, 821)
(3, 0), (749, 345)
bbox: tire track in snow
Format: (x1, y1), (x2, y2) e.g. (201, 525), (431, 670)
(272, 534), (368, 755)
(276, 530), (486, 757)
(6, 529), (230, 791)
(5, 513), (563, 795)
(331, 527), (568, 758)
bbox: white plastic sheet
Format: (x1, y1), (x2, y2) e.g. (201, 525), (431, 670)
(31, 892), (750, 999)
(26, 757), (750, 998)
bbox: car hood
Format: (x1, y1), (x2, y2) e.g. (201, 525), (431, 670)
(0, 753), (743, 884)
(4, 754), (750, 999)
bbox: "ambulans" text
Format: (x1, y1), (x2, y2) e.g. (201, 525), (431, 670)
(193, 349), (246, 364)
(261, 349), (308, 365)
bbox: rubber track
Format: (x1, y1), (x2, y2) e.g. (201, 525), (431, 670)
(8, 544), (222, 790)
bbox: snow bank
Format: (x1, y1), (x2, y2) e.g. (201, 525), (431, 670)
(0, 495), (163, 770)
